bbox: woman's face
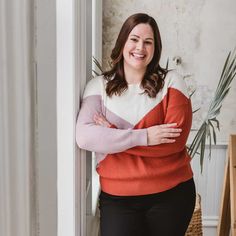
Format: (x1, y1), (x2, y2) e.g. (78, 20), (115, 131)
(123, 23), (155, 72)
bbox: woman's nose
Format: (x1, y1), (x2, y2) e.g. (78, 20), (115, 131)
(136, 41), (144, 50)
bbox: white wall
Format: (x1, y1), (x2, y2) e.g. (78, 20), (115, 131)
(191, 145), (227, 235)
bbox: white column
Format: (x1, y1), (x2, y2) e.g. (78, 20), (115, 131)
(56, 0), (77, 235)
(37, 0), (90, 235)
(56, 0), (89, 235)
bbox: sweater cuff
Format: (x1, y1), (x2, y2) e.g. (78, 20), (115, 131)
(131, 129), (148, 147)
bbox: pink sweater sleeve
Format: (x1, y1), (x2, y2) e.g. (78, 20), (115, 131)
(76, 94), (147, 154)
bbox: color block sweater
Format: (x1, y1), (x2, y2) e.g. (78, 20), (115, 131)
(76, 70), (193, 196)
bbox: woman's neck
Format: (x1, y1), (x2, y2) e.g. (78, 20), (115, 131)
(124, 64), (146, 84)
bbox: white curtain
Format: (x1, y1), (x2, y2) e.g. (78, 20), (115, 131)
(0, 0), (36, 236)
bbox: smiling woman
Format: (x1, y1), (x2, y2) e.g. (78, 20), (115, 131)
(122, 23), (155, 82)
(76, 13), (196, 236)
(103, 13), (166, 98)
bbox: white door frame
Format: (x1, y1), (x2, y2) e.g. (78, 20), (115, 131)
(56, 0), (89, 235)
(56, 0), (82, 234)
(37, 0), (92, 235)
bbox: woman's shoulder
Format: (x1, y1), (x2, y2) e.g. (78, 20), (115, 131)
(164, 70), (189, 98)
(83, 75), (105, 98)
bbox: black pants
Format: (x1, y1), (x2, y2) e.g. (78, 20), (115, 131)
(99, 178), (196, 236)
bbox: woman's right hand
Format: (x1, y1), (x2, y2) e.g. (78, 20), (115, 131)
(147, 123), (182, 145)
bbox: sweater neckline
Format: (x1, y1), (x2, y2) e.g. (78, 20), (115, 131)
(128, 82), (141, 87)
(127, 83), (144, 93)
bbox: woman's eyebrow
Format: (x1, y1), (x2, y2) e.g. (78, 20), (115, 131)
(130, 34), (154, 40)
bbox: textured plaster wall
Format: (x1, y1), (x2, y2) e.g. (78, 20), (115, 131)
(102, 0), (236, 143)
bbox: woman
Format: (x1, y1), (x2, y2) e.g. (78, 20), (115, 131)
(76, 13), (196, 236)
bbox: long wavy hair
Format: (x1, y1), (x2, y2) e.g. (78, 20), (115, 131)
(103, 13), (168, 98)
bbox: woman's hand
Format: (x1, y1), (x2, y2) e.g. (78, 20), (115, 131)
(147, 123), (182, 146)
(93, 113), (112, 127)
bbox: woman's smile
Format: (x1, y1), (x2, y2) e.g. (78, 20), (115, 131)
(130, 52), (146, 60)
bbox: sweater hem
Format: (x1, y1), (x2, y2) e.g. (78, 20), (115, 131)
(99, 164), (193, 196)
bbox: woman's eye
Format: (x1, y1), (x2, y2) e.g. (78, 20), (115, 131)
(130, 38), (138, 42)
(145, 41), (152, 45)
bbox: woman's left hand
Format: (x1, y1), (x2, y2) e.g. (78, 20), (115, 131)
(93, 113), (112, 128)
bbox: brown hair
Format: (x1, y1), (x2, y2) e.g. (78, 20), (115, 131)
(103, 13), (168, 98)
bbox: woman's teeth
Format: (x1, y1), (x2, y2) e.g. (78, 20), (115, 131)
(131, 53), (146, 59)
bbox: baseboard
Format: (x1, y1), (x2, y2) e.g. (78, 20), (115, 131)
(202, 216), (218, 227)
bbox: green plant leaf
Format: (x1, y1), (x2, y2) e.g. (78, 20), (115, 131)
(200, 128), (207, 173)
(209, 120), (217, 144)
(92, 56), (104, 73)
(188, 47), (236, 172)
(193, 108), (200, 114)
(189, 89), (196, 98)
